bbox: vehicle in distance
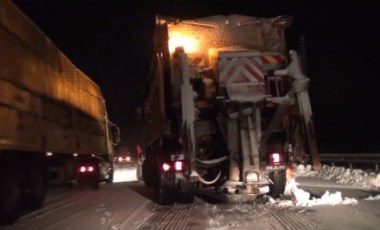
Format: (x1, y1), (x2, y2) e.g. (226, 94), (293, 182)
(76, 155), (114, 190)
(114, 153), (137, 164)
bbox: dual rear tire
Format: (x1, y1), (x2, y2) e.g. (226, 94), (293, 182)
(156, 174), (194, 205)
(0, 167), (21, 224)
(268, 169), (286, 198)
(0, 154), (47, 225)
(157, 174), (176, 205)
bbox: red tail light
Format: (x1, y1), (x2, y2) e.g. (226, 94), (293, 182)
(269, 152), (283, 165)
(78, 165), (95, 173)
(162, 163), (171, 172)
(174, 161), (183, 171)
(161, 161), (185, 172)
(79, 166), (86, 173)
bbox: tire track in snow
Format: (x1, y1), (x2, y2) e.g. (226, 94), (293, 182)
(267, 206), (322, 230)
(136, 199), (196, 230)
(16, 188), (92, 222)
(11, 190), (101, 230)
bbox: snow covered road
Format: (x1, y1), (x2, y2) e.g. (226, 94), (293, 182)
(1, 165), (380, 230)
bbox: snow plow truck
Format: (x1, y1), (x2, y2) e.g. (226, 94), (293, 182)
(141, 14), (321, 204)
(0, 0), (120, 224)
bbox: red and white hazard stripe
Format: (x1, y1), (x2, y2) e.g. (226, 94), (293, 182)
(218, 56), (264, 84)
(262, 54), (285, 65)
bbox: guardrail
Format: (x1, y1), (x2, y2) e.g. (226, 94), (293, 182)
(305, 153), (380, 171)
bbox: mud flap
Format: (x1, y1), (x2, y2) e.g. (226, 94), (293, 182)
(268, 169), (286, 198)
(157, 174), (176, 205)
(177, 180), (194, 204)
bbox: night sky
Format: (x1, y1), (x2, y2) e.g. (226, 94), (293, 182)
(10, 0), (380, 153)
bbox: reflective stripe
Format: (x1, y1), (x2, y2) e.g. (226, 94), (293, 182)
(262, 54), (285, 64)
(218, 56), (263, 84)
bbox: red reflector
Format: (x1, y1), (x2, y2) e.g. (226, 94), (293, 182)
(162, 163), (170, 171)
(174, 161), (183, 171)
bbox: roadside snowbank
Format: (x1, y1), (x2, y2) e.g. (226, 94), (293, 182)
(296, 164), (380, 189)
(272, 178), (358, 207)
(270, 164), (380, 207)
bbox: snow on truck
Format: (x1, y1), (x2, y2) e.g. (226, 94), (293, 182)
(141, 14), (321, 204)
(0, 0), (120, 223)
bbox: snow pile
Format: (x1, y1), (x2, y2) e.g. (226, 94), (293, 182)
(275, 178), (358, 207)
(296, 164), (380, 189)
(268, 163), (380, 208)
(364, 194), (380, 200)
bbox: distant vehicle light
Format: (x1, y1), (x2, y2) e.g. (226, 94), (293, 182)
(79, 166), (86, 173)
(79, 165), (95, 173)
(117, 156), (132, 162)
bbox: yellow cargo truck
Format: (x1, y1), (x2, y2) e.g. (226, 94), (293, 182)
(0, 0), (119, 223)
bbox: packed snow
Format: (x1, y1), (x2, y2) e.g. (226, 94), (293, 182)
(296, 164), (380, 189)
(3, 163), (380, 230)
(270, 164), (380, 208)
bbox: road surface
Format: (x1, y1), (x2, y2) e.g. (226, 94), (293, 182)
(1, 164), (380, 230)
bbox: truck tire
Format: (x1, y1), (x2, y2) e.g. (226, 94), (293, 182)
(106, 164), (114, 184)
(268, 169), (286, 198)
(0, 167), (21, 224)
(91, 167), (100, 191)
(157, 174), (175, 205)
(142, 160), (153, 187)
(22, 162), (48, 210)
(178, 180), (194, 203)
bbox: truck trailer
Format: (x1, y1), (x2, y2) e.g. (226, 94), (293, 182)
(0, 0), (119, 223)
(141, 14), (321, 204)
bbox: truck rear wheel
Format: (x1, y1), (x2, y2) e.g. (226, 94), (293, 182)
(142, 160), (154, 187)
(178, 180), (194, 203)
(157, 174), (175, 205)
(268, 169), (286, 198)
(0, 167), (21, 224)
(106, 164), (114, 184)
(22, 162), (48, 210)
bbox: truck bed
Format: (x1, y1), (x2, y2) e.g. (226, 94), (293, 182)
(0, 0), (107, 155)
